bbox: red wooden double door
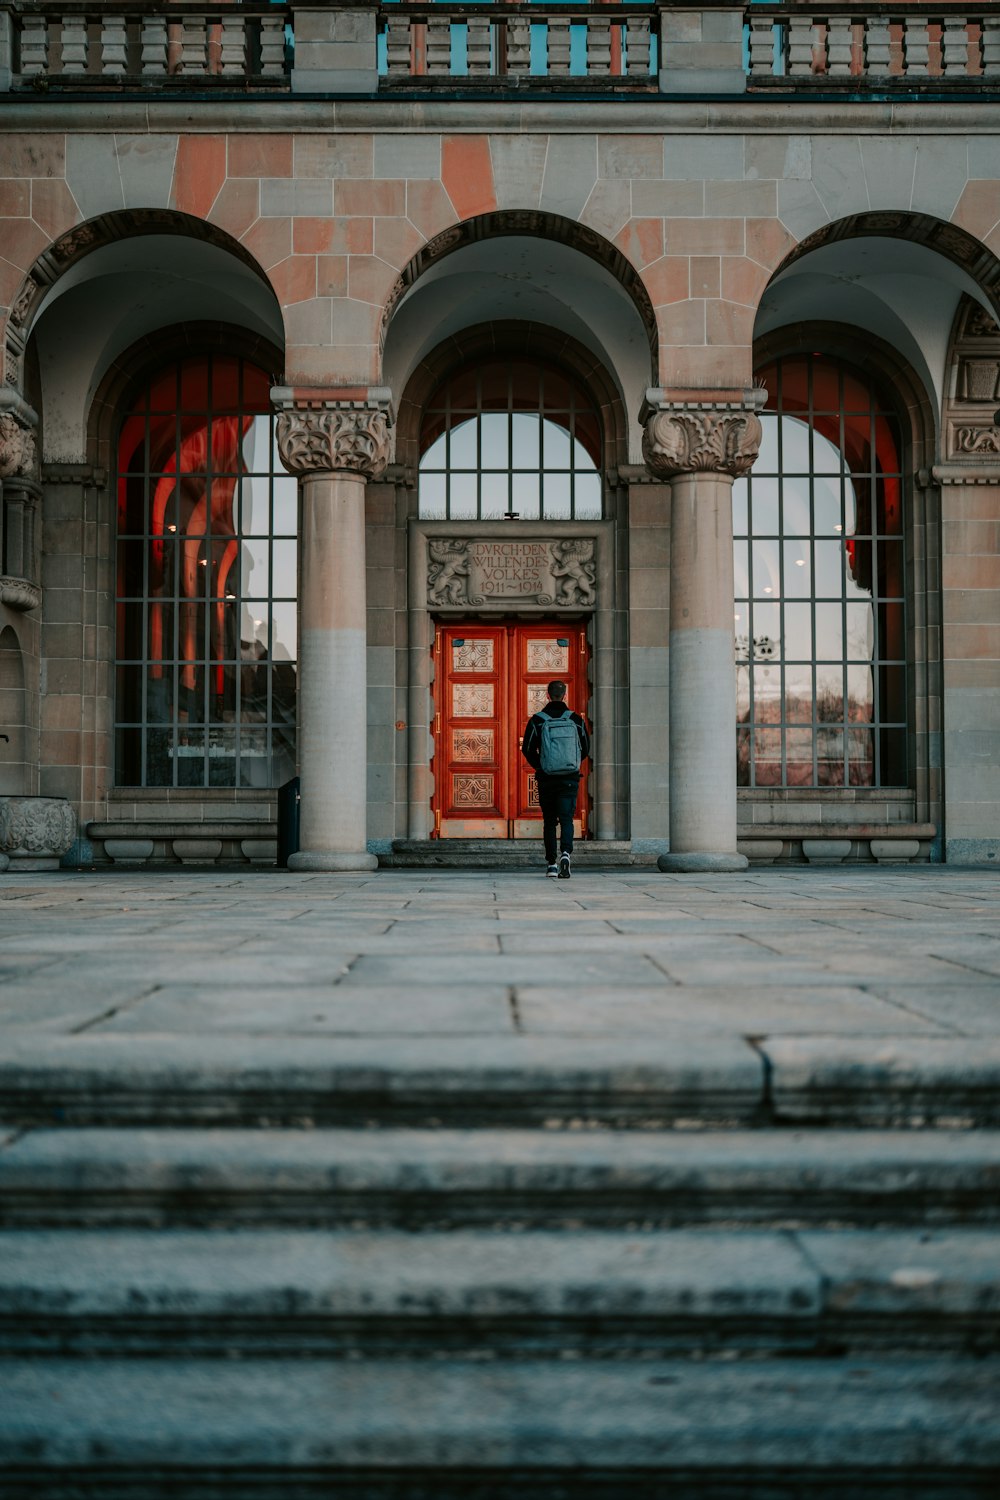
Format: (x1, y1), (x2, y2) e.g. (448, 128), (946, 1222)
(432, 621), (590, 839)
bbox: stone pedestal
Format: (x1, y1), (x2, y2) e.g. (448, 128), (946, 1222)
(642, 393), (764, 873)
(275, 395), (392, 872)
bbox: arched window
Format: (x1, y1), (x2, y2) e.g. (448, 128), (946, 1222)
(418, 358), (602, 520)
(734, 354), (906, 788)
(115, 354), (297, 788)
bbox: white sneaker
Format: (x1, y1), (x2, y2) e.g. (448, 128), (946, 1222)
(546, 864), (559, 879)
(558, 853), (571, 879)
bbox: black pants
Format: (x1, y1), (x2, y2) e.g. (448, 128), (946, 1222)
(537, 775), (579, 865)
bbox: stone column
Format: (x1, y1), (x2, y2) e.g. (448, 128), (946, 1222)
(275, 396), (391, 871)
(642, 392), (764, 873)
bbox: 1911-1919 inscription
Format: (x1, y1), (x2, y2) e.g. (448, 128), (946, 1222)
(426, 537), (597, 608)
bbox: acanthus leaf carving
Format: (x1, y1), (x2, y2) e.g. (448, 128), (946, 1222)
(276, 406), (390, 479)
(643, 406), (763, 479)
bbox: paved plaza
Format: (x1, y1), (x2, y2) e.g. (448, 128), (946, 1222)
(1, 864), (998, 1048)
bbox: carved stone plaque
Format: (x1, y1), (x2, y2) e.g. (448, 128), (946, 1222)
(427, 537), (596, 609)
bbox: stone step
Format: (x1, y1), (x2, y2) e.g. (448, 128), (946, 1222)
(3, 1126), (999, 1229)
(5, 1033), (999, 1128)
(1, 1355), (997, 1497)
(1, 1226), (996, 1357)
(383, 839), (657, 868)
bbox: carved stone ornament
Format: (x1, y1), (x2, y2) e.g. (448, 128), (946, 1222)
(0, 414), (37, 480)
(0, 577), (42, 611)
(0, 796), (77, 870)
(276, 406), (390, 480)
(643, 405), (763, 479)
(427, 536), (597, 609)
(952, 424), (1000, 457)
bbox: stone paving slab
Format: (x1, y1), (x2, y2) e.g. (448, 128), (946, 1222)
(0, 868), (996, 1050)
(92, 985), (516, 1036)
(514, 985), (949, 1036)
(862, 983), (1000, 1036)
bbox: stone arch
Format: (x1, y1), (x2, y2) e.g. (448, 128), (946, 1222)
(772, 211), (1000, 319)
(395, 321), (631, 477)
(0, 625), (28, 795)
(4, 208), (277, 400)
(383, 210), (658, 382)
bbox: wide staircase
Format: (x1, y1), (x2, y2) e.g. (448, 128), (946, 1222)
(1, 1035), (998, 1497)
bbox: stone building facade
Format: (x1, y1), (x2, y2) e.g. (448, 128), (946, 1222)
(0, 3), (998, 869)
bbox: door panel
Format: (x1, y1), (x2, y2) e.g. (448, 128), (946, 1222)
(433, 621), (589, 839)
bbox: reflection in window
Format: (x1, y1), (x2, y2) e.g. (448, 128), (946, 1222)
(115, 355), (297, 788)
(419, 359), (603, 521)
(733, 355), (906, 788)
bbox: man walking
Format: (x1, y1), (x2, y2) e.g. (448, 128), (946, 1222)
(521, 680), (590, 879)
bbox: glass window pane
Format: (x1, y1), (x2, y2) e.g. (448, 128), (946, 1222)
(816, 666), (844, 720)
(480, 413), (509, 468)
(541, 471), (571, 520)
(480, 472), (510, 519)
(240, 475), (270, 537)
(780, 477), (810, 537)
(273, 476), (297, 535)
(756, 413), (779, 470)
(751, 480), (779, 535)
(733, 540), (749, 598)
(732, 479), (748, 536)
(511, 473), (540, 520)
(813, 540), (844, 598)
(272, 540), (297, 600)
(782, 602), (812, 661)
(812, 475), (842, 535)
(783, 539), (811, 596)
(574, 473), (602, 519)
(271, 600), (298, 663)
(813, 602), (843, 661)
(751, 601), (781, 651)
(846, 664), (874, 721)
(449, 473), (478, 520)
(541, 418), (571, 468)
(448, 420), (478, 469)
(845, 602), (874, 660)
(783, 665), (813, 723)
(511, 413), (540, 468)
(419, 472), (446, 519)
(752, 539), (780, 598)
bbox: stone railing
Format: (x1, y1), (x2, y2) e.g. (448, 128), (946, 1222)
(380, 4), (657, 86)
(748, 5), (1000, 85)
(2, 2), (290, 88)
(0, 3), (997, 95)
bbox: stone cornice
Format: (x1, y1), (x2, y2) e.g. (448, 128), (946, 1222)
(3, 99), (1000, 135)
(641, 391), (766, 479)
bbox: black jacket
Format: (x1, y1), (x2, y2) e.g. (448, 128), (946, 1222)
(521, 700), (590, 782)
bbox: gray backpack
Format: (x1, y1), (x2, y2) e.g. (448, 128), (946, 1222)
(534, 712), (581, 776)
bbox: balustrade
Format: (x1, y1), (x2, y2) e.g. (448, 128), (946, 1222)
(0, 3), (997, 93)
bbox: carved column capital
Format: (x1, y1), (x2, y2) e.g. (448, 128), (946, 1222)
(0, 413), (37, 481)
(273, 392), (392, 480)
(641, 390), (765, 480)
